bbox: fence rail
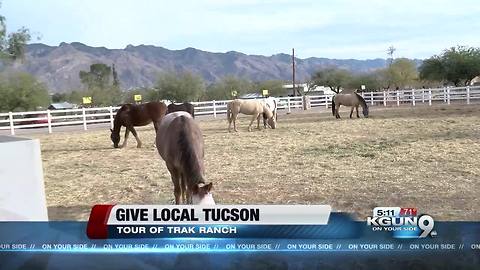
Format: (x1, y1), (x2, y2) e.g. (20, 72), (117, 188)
(1, 86), (479, 135)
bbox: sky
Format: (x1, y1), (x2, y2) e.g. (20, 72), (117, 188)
(2, 0), (480, 59)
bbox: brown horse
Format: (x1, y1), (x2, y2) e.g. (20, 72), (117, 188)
(227, 99), (276, 132)
(156, 111), (215, 205)
(110, 101), (167, 148)
(167, 102), (195, 118)
(332, 92), (369, 119)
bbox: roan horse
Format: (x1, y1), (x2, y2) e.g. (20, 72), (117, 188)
(110, 101), (167, 148)
(156, 111), (215, 205)
(332, 92), (369, 119)
(166, 102), (195, 118)
(227, 99), (276, 132)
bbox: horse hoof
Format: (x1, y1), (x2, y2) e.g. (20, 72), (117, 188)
(137, 145), (142, 148)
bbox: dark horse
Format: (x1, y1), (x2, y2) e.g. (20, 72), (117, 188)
(156, 111), (215, 205)
(110, 102), (167, 148)
(166, 102), (195, 118)
(332, 92), (369, 119)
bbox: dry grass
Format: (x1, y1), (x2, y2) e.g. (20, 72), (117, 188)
(29, 104), (480, 221)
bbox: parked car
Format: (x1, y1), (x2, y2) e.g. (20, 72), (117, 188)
(21, 113), (48, 125)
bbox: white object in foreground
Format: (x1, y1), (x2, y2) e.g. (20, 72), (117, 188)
(0, 136), (48, 221)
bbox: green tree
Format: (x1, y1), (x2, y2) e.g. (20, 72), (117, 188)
(112, 63), (120, 88)
(79, 63), (112, 90)
(51, 92), (67, 103)
(122, 87), (155, 103)
(65, 90), (84, 104)
(0, 2), (32, 62)
(205, 76), (252, 100)
(155, 71), (205, 102)
(387, 58), (418, 89)
(0, 72), (49, 112)
(309, 68), (352, 93)
(254, 80), (285, 97)
(346, 73), (382, 92)
(78, 63), (122, 106)
(419, 46), (480, 86)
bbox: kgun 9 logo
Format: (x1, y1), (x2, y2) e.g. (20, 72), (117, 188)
(367, 207), (436, 238)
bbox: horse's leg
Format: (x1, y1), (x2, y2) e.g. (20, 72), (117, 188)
(335, 104), (341, 119)
(121, 128), (130, 148)
(248, 114), (257, 132)
(257, 114), (262, 130)
(349, 107), (354, 118)
(233, 112), (239, 132)
(356, 105), (360, 118)
(128, 126), (142, 148)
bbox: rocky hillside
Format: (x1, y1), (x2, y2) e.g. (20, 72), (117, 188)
(14, 42), (419, 92)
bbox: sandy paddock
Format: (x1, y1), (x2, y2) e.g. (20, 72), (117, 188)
(29, 104), (480, 221)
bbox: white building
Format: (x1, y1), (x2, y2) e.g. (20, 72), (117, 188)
(282, 83), (336, 96)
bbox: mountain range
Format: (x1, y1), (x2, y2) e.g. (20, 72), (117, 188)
(13, 42), (421, 92)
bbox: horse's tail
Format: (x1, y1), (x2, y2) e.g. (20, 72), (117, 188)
(331, 97), (336, 116)
(273, 99), (278, 120)
(177, 116), (204, 184)
(226, 102), (232, 122)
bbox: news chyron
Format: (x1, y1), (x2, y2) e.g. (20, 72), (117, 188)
(86, 205), (332, 239)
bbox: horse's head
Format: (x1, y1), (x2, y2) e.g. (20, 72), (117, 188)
(110, 129), (121, 148)
(267, 117), (276, 129)
(263, 105), (276, 129)
(192, 182), (215, 205)
(362, 106), (369, 118)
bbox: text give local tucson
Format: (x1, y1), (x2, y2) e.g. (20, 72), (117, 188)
(99, 205), (331, 237)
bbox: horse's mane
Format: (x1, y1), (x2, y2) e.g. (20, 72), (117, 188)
(355, 92), (368, 108)
(112, 104), (132, 130)
(177, 116), (204, 186)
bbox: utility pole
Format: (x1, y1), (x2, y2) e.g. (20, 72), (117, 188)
(292, 48), (296, 96)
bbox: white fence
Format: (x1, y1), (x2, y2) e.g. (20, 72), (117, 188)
(1, 86), (479, 135)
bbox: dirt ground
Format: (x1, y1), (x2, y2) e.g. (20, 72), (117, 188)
(28, 104), (480, 221)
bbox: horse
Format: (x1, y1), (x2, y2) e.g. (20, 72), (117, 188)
(167, 102), (195, 118)
(227, 99), (276, 132)
(110, 101), (167, 148)
(262, 97), (278, 128)
(156, 111), (215, 205)
(331, 92), (369, 119)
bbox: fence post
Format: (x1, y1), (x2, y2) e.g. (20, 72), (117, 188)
(428, 89), (432, 106)
(47, 110), (52, 134)
(8, 111), (14, 135)
(325, 95), (329, 109)
(82, 107), (87, 131)
(466, 86), (470, 105)
(422, 90), (425, 103)
(443, 87), (447, 103)
(396, 90), (400, 106)
(287, 97), (291, 113)
(212, 100), (217, 118)
(447, 87), (451, 105)
(370, 92), (374, 105)
(412, 89), (416, 106)
(383, 91), (386, 106)
(109, 106), (114, 129)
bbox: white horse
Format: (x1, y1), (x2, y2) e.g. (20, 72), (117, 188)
(262, 97), (278, 128)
